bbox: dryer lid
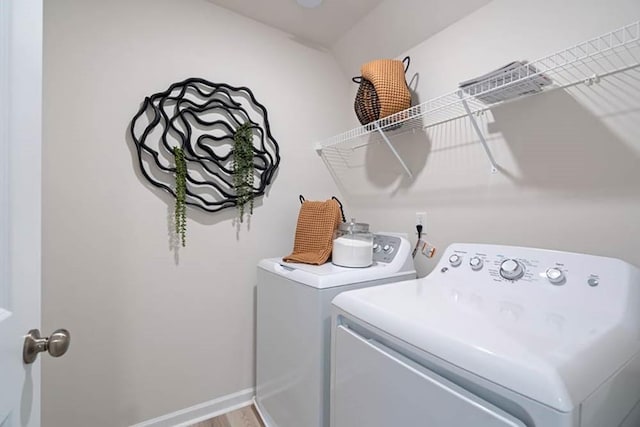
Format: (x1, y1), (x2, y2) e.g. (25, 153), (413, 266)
(332, 243), (640, 412)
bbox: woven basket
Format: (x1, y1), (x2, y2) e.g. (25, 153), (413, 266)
(353, 77), (380, 126)
(353, 56), (411, 125)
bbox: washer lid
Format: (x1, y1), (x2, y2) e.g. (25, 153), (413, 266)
(259, 234), (415, 289)
(258, 258), (414, 289)
(333, 275), (640, 412)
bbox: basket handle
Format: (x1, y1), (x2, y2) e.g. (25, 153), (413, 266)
(299, 194), (346, 222)
(331, 196), (346, 223)
(403, 56), (411, 73)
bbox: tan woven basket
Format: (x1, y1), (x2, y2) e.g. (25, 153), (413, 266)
(353, 56), (411, 125)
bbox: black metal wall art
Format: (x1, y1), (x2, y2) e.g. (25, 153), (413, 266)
(130, 78), (280, 213)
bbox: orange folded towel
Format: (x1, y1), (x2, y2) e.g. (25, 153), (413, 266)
(283, 198), (342, 265)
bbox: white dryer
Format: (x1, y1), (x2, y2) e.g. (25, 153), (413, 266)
(331, 243), (640, 427)
(255, 233), (415, 427)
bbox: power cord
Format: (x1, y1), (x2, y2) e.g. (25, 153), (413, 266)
(412, 224), (423, 258)
(412, 223), (436, 258)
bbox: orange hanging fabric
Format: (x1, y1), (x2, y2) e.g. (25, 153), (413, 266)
(283, 198), (343, 265)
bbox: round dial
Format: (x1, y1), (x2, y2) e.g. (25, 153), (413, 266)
(373, 243), (381, 253)
(546, 267), (565, 285)
(449, 254), (462, 267)
(383, 244), (393, 253)
(500, 259), (525, 280)
(469, 256), (483, 271)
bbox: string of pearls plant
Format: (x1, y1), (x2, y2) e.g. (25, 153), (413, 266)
(233, 122), (255, 223)
(173, 146), (187, 247)
(171, 123), (254, 248)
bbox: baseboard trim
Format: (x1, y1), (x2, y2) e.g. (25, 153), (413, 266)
(252, 397), (270, 427)
(130, 387), (255, 427)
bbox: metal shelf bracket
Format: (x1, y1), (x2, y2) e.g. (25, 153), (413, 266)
(375, 123), (413, 178)
(458, 91), (498, 173)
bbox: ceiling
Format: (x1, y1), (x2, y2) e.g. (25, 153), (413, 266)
(206, 0), (387, 49)
(207, 0), (493, 74)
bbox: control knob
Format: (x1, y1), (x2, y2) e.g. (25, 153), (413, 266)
(449, 254), (462, 267)
(373, 243), (381, 253)
(383, 244), (394, 254)
(546, 267), (565, 285)
(469, 256), (483, 271)
(500, 259), (525, 280)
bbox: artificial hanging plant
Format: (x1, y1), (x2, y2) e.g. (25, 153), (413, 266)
(233, 122), (255, 222)
(173, 146), (187, 246)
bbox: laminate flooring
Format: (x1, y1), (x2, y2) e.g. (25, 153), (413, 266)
(189, 405), (264, 427)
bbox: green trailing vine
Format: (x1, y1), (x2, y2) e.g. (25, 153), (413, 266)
(173, 146), (187, 246)
(233, 122), (255, 223)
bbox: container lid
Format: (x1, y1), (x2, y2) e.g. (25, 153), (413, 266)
(338, 218), (369, 233)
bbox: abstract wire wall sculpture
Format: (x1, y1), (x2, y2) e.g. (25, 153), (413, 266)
(130, 78), (281, 217)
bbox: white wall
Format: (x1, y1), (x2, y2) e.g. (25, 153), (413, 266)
(341, 0), (640, 276)
(42, 0), (640, 424)
(42, 0), (349, 425)
(331, 0), (491, 76)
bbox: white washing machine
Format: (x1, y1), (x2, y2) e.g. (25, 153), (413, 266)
(255, 233), (415, 427)
(331, 243), (640, 427)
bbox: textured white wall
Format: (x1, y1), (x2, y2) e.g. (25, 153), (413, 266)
(341, 0), (640, 276)
(42, 0), (640, 424)
(42, 0), (349, 425)
(331, 0), (491, 77)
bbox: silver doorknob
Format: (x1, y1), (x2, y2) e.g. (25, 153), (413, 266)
(23, 328), (71, 364)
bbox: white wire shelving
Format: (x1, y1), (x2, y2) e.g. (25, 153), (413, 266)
(315, 20), (640, 176)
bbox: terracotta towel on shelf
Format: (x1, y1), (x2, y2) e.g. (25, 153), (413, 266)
(283, 198), (342, 265)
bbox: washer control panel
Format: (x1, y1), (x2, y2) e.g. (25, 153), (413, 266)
(372, 234), (402, 263)
(438, 243), (631, 292)
(431, 243), (640, 338)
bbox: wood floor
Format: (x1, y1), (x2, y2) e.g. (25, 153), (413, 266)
(189, 405), (265, 427)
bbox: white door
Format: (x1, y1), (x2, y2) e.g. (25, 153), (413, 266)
(0, 1), (43, 426)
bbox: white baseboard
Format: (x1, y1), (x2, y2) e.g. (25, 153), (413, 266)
(252, 397), (271, 427)
(130, 387), (255, 427)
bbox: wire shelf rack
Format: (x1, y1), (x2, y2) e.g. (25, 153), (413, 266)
(315, 20), (640, 176)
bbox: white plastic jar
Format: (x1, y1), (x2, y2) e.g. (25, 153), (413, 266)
(332, 218), (373, 268)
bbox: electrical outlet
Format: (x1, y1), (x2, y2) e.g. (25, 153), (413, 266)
(415, 212), (426, 226)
